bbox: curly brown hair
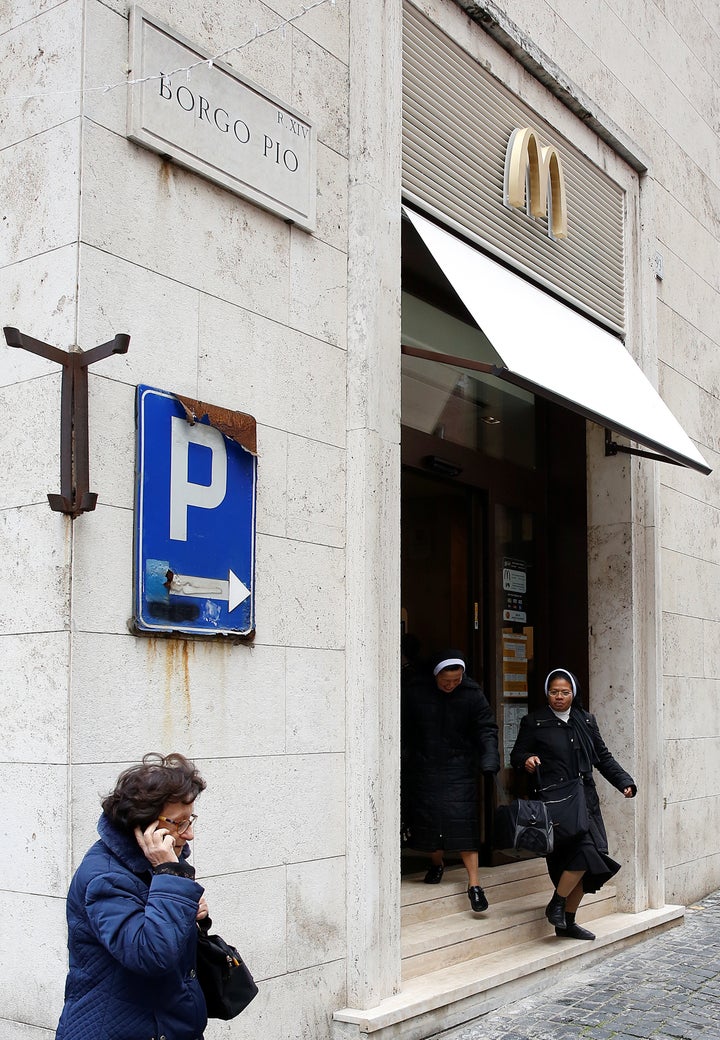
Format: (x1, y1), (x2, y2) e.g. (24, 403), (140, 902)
(101, 752), (206, 831)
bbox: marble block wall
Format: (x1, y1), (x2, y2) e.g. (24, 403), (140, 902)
(0, 0), (357, 1037)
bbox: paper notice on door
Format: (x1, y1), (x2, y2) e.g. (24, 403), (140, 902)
(503, 702), (527, 766)
(502, 630), (528, 697)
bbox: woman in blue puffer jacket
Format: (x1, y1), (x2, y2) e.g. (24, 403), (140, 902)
(56, 753), (209, 1040)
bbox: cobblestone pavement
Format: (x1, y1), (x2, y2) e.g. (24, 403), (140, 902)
(433, 891), (720, 1040)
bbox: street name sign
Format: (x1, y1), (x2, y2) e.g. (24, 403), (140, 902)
(127, 6), (317, 231)
(134, 385), (256, 637)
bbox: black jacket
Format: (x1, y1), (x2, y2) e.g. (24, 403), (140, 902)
(402, 674), (499, 851)
(510, 704), (636, 853)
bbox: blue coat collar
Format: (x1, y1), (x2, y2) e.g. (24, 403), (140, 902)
(97, 814), (191, 874)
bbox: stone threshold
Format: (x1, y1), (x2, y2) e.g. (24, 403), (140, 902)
(333, 903), (684, 1040)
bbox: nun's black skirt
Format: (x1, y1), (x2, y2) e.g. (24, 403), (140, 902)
(546, 833), (620, 894)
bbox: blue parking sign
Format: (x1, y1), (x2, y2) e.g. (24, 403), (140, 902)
(134, 385), (256, 636)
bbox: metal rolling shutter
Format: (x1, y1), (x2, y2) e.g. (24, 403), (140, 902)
(403, 4), (626, 334)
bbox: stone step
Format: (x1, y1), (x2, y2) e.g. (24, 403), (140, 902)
(402, 884), (617, 979)
(401, 858), (546, 905)
(333, 904), (685, 1040)
(401, 860), (549, 926)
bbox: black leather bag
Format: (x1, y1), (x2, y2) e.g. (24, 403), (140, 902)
(537, 769), (589, 844)
(196, 918), (258, 1020)
(495, 799), (554, 856)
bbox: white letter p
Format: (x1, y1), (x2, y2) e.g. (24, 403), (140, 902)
(169, 417), (227, 541)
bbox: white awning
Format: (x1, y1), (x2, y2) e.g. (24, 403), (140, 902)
(404, 207), (711, 475)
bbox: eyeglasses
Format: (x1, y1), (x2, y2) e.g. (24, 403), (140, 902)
(158, 813), (198, 835)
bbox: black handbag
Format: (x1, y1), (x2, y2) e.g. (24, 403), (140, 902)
(196, 918), (258, 1020)
(537, 767), (589, 844)
(495, 798), (554, 856)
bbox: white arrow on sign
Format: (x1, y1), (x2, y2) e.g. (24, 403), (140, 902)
(167, 569), (251, 612)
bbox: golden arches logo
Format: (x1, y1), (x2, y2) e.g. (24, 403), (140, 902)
(504, 127), (568, 240)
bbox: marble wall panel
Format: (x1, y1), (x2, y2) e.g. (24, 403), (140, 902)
(82, 0), (127, 136)
(70, 634), (286, 761)
(0, 123), (80, 267)
(587, 521), (634, 655)
(660, 444), (720, 512)
(661, 487), (720, 565)
(586, 430), (632, 526)
(0, 504), (70, 634)
(596, 4), (669, 117)
(285, 647), (345, 754)
(0, 377), (61, 509)
(662, 612), (704, 678)
(666, 851), (720, 906)
(703, 622), (720, 680)
(657, 304), (720, 406)
(286, 856), (346, 971)
(197, 297), (346, 446)
(654, 134), (720, 234)
(86, 376), (136, 510)
(315, 142), (349, 253)
(0, 0), (82, 148)
(662, 547), (720, 621)
(292, 30), (349, 156)
(70, 503), (133, 634)
(289, 232), (347, 348)
(108, 0), (295, 100)
(70, 761), (132, 872)
(663, 794), (720, 867)
(92, 0), (349, 70)
(254, 535), (345, 649)
(657, 366), (705, 456)
(0, 1022), (56, 1040)
(658, 251), (720, 358)
(256, 425), (289, 538)
(203, 959), (346, 1040)
(611, 0), (720, 114)
(2, 632), (69, 762)
(81, 122), (292, 323)
(663, 675), (720, 738)
(654, 192), (720, 300)
(195, 866), (287, 980)
(286, 435), (345, 547)
(0, 892), (67, 1030)
(665, 736), (720, 804)
(0, 247), (78, 386)
(5, 0), (65, 30)
(269, 0), (349, 62)
(76, 247), (201, 393)
(1, 764), (68, 894)
(196, 753), (345, 874)
(345, 182), (402, 445)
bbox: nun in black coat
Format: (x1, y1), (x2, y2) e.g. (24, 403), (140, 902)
(402, 649), (500, 913)
(510, 668), (636, 940)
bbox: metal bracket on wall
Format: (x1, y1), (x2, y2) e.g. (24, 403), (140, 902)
(604, 427), (681, 467)
(3, 326), (130, 517)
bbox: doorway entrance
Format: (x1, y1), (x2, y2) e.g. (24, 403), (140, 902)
(401, 470), (485, 682)
(400, 221), (590, 865)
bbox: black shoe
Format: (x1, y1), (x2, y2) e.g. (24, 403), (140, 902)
(545, 891), (567, 928)
(424, 864), (444, 884)
(467, 885), (489, 912)
(556, 922), (595, 940)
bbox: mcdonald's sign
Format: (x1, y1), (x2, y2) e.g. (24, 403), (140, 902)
(504, 127), (568, 240)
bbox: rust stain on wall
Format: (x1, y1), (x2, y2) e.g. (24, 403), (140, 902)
(144, 637), (194, 742)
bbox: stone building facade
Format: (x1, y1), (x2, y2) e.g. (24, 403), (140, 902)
(1, 1), (718, 1038)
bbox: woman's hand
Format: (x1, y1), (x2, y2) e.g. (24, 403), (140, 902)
(135, 821), (179, 865)
(623, 786), (635, 798)
(524, 755), (541, 773)
(196, 896), (209, 921)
